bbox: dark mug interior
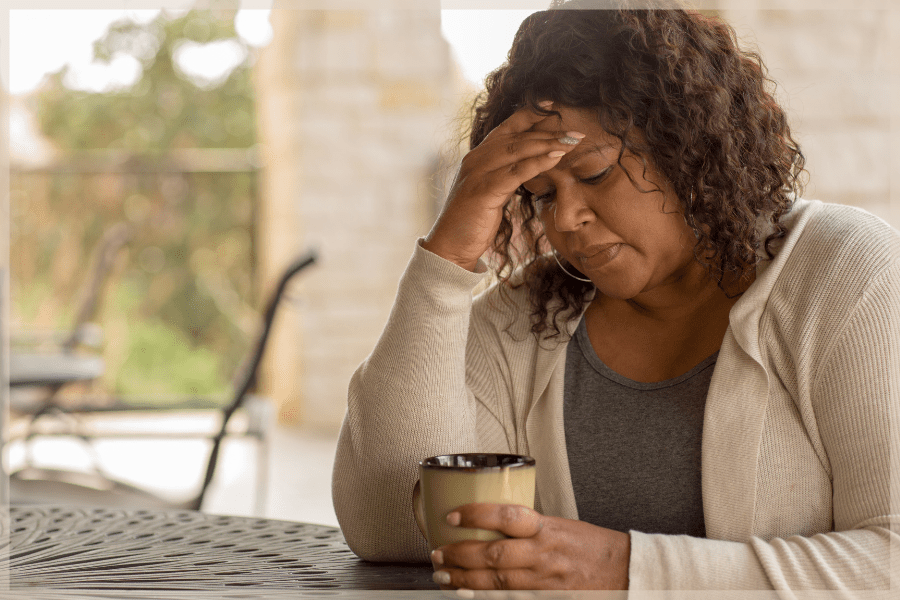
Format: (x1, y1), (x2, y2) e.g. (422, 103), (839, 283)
(420, 453), (535, 470)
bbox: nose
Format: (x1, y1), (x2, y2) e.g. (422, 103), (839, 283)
(551, 184), (593, 232)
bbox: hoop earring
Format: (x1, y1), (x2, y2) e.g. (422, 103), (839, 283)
(685, 190), (701, 240)
(553, 249), (592, 283)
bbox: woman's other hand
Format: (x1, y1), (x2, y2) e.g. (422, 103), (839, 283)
(422, 102), (583, 271)
(430, 503), (630, 591)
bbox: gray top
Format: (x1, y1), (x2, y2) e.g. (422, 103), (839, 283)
(564, 316), (715, 537)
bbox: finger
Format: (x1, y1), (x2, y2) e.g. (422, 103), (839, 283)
(477, 151), (568, 200)
(436, 538), (536, 571)
(487, 102), (557, 139)
(449, 504), (545, 539)
(452, 589), (538, 600)
(489, 130), (584, 159)
(459, 591), (539, 600)
(470, 136), (576, 179)
(434, 567), (539, 591)
(489, 129), (584, 151)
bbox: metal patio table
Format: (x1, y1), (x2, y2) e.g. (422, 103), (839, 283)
(9, 353), (105, 388)
(5, 504), (436, 598)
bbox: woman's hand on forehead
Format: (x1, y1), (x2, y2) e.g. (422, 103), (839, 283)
(421, 102), (585, 272)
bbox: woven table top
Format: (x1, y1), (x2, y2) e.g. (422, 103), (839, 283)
(5, 504), (436, 598)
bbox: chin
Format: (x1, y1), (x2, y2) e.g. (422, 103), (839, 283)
(593, 280), (643, 301)
(585, 254), (645, 300)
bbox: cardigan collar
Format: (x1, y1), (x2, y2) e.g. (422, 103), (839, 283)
(728, 199), (821, 364)
(526, 199), (824, 532)
(701, 198), (822, 541)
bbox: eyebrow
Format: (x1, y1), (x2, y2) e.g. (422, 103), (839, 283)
(555, 141), (617, 170)
(521, 142), (617, 191)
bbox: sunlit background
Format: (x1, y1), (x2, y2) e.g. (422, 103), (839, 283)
(5, 3), (539, 526)
(4, 2), (896, 526)
(8, 8), (536, 96)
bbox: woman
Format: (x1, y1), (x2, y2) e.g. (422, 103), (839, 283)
(332, 0), (899, 592)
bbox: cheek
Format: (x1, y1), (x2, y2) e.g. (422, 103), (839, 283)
(605, 212), (685, 269)
(635, 221), (699, 281)
(536, 207), (556, 240)
(536, 201), (553, 222)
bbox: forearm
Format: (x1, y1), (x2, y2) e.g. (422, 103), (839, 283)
(629, 525), (897, 592)
(333, 241), (489, 562)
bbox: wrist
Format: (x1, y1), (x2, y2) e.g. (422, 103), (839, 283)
(420, 237), (481, 272)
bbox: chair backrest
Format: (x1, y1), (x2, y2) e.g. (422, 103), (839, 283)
(191, 250), (318, 510)
(63, 222), (133, 352)
(22, 223), (132, 421)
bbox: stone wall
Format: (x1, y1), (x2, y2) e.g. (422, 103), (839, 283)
(253, 4), (467, 430)
(713, 1), (898, 228)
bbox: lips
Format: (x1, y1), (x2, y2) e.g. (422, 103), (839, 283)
(574, 243), (618, 260)
(575, 243), (622, 269)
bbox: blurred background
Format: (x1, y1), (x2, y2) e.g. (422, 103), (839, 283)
(2, 1), (897, 527)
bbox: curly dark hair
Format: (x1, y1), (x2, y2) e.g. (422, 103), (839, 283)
(469, 0), (805, 339)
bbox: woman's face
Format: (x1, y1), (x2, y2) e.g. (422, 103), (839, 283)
(521, 106), (702, 301)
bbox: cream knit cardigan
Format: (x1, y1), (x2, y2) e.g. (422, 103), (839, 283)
(333, 199), (900, 592)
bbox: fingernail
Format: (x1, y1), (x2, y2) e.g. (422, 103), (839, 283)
(559, 132), (585, 145)
(433, 570), (451, 585)
(446, 512), (461, 526)
(538, 100), (553, 108)
(431, 549), (444, 565)
(548, 150), (566, 158)
(457, 589), (475, 599)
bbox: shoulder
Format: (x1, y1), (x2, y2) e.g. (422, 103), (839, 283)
(760, 200), (900, 355)
(767, 200), (900, 304)
(783, 200), (900, 274)
(746, 201), (900, 396)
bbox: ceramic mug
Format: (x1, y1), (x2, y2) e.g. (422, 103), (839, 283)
(412, 453), (536, 551)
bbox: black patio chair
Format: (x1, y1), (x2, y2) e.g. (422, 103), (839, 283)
(9, 250), (318, 512)
(10, 222), (133, 411)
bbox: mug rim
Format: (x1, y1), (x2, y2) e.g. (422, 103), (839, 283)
(419, 453), (535, 470)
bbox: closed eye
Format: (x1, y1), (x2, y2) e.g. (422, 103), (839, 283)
(532, 190), (553, 205)
(579, 165), (613, 185)
(525, 166), (614, 207)
(519, 184), (552, 206)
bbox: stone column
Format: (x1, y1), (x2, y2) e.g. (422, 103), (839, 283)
(254, 3), (460, 430)
(1, 23), (10, 512)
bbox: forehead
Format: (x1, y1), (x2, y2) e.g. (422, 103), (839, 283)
(530, 106), (606, 135)
(530, 106), (620, 159)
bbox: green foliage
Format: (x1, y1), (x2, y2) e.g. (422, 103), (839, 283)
(38, 8), (256, 150)
(13, 7), (261, 404)
(115, 317), (229, 399)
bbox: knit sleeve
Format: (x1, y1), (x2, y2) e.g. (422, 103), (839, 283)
(748, 260), (900, 590)
(332, 240), (506, 563)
